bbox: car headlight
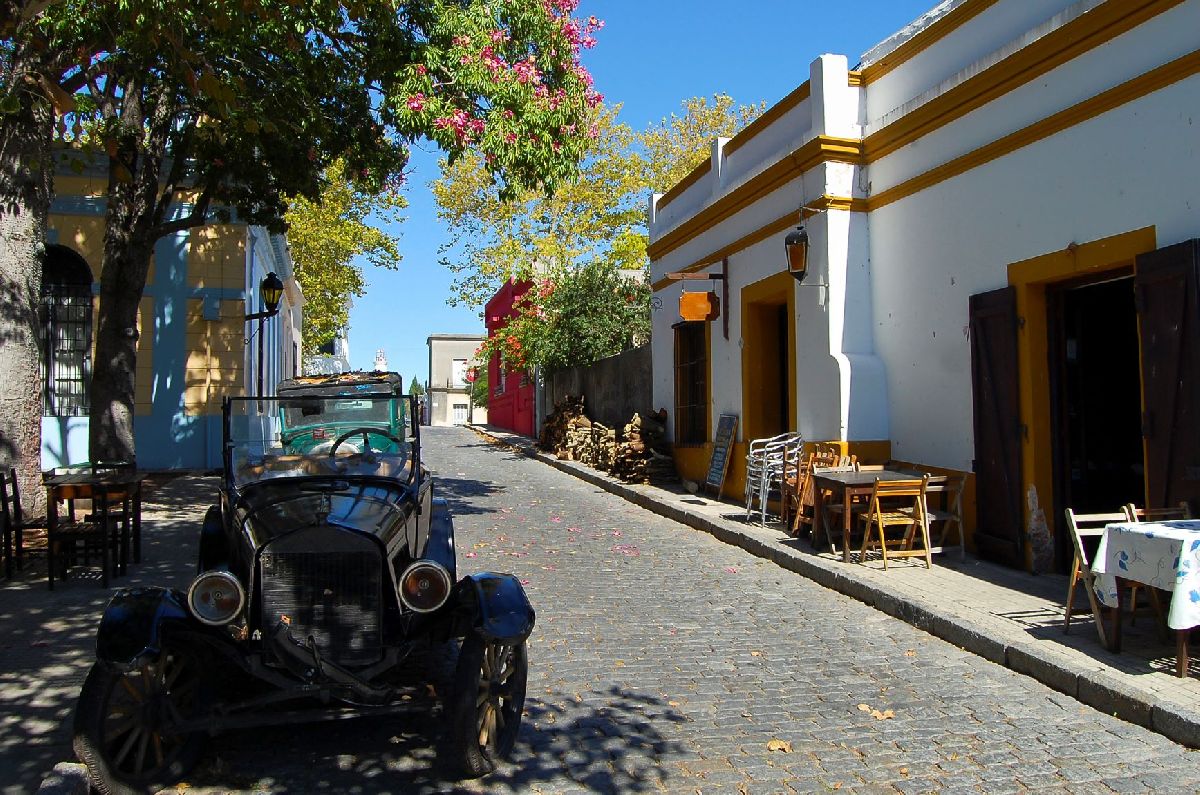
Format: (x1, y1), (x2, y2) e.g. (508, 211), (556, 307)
(187, 571), (246, 626)
(398, 560), (452, 613)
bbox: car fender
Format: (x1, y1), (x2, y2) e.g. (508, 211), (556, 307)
(457, 572), (535, 643)
(197, 504), (227, 573)
(424, 497), (456, 578)
(95, 587), (216, 666)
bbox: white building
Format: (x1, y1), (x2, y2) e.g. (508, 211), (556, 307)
(427, 334), (487, 426)
(649, 0), (1200, 570)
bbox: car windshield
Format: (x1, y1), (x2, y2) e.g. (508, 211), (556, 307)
(226, 395), (415, 487)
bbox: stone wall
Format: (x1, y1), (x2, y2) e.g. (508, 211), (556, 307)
(541, 345), (653, 430)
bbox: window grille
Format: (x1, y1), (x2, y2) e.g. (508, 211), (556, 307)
(41, 282), (93, 417)
(673, 322), (707, 445)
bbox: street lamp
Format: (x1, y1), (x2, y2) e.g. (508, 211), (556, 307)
(245, 272), (285, 408)
(784, 225), (809, 282)
(245, 272), (284, 320)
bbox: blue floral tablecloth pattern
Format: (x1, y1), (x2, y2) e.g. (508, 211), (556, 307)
(1092, 520), (1200, 630)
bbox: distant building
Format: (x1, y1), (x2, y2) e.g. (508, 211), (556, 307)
(305, 333), (350, 376)
(374, 349), (388, 372)
(426, 334), (486, 426)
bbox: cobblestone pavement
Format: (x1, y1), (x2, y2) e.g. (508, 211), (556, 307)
(9, 426), (1200, 793)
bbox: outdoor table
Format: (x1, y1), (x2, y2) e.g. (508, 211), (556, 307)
(44, 470), (145, 579)
(1092, 519), (1200, 677)
(811, 469), (920, 563)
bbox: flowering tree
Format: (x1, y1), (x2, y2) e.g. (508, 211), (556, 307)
(1, 0), (603, 467)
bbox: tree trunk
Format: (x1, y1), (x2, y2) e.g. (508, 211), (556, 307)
(0, 48), (53, 512)
(88, 83), (169, 463)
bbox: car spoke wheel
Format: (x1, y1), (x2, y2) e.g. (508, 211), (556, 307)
(73, 650), (207, 794)
(449, 633), (527, 778)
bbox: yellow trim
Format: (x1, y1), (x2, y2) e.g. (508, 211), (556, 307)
(863, 0), (1186, 162)
(739, 272), (796, 442)
(723, 82), (811, 159)
(647, 136), (863, 262)
(651, 195), (868, 292)
(859, 0), (999, 85)
(868, 46), (1200, 210)
(1007, 226), (1156, 569)
(846, 71), (864, 87)
(657, 159), (712, 211)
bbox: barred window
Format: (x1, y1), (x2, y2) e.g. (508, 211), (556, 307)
(673, 322), (708, 445)
(41, 246), (93, 417)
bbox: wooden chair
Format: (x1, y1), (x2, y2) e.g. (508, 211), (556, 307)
(0, 468), (48, 578)
(858, 475), (932, 569)
(924, 474), (966, 559)
(814, 460), (861, 552)
(1124, 502), (1192, 523)
(1062, 508), (1163, 648)
(787, 446), (839, 539)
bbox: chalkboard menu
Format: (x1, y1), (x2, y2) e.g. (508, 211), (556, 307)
(704, 413), (738, 497)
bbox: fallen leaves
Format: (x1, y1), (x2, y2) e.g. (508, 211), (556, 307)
(857, 703), (895, 720)
(766, 739), (792, 753)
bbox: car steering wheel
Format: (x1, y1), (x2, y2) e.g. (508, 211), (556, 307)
(328, 426), (404, 457)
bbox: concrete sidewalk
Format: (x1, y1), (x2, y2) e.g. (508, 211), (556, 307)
(470, 424), (1200, 750)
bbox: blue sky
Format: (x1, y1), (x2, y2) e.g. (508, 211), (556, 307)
(347, 0), (936, 385)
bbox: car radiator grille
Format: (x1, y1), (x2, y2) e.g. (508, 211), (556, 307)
(260, 528), (383, 666)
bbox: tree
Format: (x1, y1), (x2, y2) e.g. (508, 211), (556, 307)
(469, 367), (488, 409)
(408, 376), (425, 396)
(284, 162), (407, 355)
(2, 0), (603, 465)
(434, 93), (762, 372)
(478, 259), (648, 373)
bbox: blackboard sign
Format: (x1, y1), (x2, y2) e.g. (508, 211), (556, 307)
(704, 413), (738, 497)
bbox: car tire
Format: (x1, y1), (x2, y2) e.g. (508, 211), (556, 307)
(448, 632), (528, 778)
(72, 649), (208, 795)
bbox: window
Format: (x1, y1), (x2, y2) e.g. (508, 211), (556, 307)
(674, 322), (708, 445)
(40, 246), (93, 417)
(451, 358), (468, 387)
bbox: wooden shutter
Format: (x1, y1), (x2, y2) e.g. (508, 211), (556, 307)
(970, 286), (1024, 567)
(1135, 239), (1200, 510)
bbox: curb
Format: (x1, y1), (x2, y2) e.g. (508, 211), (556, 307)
(470, 425), (1200, 749)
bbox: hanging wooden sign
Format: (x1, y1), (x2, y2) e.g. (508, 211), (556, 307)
(679, 290), (720, 322)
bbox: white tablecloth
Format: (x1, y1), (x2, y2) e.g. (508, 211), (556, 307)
(1092, 520), (1200, 630)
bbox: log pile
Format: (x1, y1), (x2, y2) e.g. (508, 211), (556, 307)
(538, 396), (676, 485)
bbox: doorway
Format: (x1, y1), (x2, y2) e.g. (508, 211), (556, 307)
(1049, 275), (1144, 567)
(742, 300), (790, 439)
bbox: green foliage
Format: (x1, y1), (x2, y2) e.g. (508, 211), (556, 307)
(408, 376), (425, 396)
(478, 260), (649, 374)
(469, 368), (488, 408)
(436, 93), (760, 373)
(284, 161), (407, 355)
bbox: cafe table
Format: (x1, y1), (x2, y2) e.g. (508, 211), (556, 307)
(811, 468), (921, 563)
(43, 470), (146, 583)
(1091, 519), (1200, 677)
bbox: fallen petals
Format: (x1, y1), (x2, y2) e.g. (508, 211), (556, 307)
(464, 552), (478, 558)
(766, 739), (793, 753)
(611, 544), (640, 556)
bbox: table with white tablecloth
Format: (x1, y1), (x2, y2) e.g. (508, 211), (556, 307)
(1091, 519), (1200, 676)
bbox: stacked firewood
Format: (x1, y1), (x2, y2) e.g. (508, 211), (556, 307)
(538, 396), (676, 484)
(610, 412), (675, 484)
(538, 395), (588, 457)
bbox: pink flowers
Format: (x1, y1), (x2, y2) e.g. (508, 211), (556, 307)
(406, 93), (425, 112)
(434, 109), (485, 143)
(513, 58), (540, 85)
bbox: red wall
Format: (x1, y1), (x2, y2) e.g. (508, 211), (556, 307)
(484, 279), (535, 437)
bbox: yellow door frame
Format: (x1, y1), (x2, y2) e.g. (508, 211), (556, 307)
(740, 271), (797, 443)
(1006, 226), (1156, 568)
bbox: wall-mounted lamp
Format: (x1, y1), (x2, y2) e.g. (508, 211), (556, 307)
(245, 271), (284, 321)
(784, 225), (810, 282)
(244, 271), (285, 410)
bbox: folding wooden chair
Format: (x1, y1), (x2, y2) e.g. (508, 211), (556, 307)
(1124, 502), (1192, 523)
(0, 468), (48, 578)
(858, 475), (932, 569)
(787, 446), (839, 539)
(924, 474), (966, 559)
(1062, 508), (1162, 648)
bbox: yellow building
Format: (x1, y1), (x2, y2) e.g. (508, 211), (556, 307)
(44, 166), (303, 470)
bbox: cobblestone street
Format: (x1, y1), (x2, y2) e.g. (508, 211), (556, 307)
(6, 425), (1200, 793)
(193, 426), (1200, 793)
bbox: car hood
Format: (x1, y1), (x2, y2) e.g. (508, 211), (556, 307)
(235, 480), (415, 547)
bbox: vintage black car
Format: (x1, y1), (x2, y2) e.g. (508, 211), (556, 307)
(73, 373), (534, 793)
